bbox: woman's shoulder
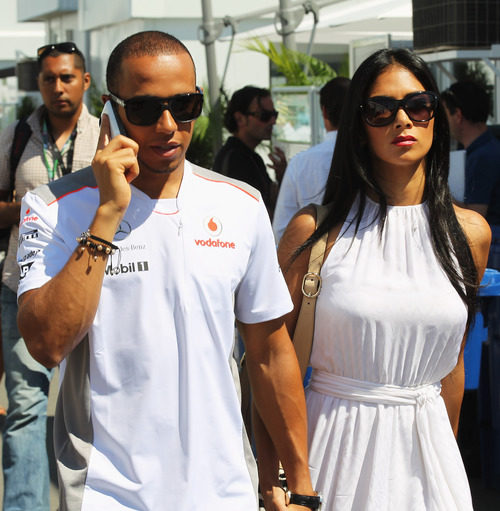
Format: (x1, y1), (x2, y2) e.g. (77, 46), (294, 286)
(453, 204), (492, 274)
(453, 204), (491, 246)
(282, 204), (319, 243)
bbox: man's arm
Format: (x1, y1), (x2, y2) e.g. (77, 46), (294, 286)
(238, 317), (315, 511)
(0, 190), (21, 228)
(0, 123), (22, 229)
(18, 116), (139, 368)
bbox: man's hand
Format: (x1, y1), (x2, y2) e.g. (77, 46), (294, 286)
(268, 146), (287, 184)
(92, 113), (140, 222)
(262, 485), (287, 510)
(0, 196), (21, 229)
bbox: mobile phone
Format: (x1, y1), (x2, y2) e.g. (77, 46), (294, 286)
(101, 100), (127, 138)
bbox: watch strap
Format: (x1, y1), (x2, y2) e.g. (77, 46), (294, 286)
(288, 492), (322, 510)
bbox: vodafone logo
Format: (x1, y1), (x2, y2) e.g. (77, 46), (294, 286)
(204, 216), (222, 236)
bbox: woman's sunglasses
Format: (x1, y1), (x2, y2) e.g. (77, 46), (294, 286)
(360, 91), (438, 127)
(108, 88), (204, 125)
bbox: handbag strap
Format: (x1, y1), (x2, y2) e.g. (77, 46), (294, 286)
(292, 204), (330, 380)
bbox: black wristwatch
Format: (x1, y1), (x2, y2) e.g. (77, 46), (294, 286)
(286, 491), (322, 510)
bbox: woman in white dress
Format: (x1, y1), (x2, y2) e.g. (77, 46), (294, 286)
(261, 49), (491, 510)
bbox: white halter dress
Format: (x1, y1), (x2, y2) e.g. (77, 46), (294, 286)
(306, 196), (473, 510)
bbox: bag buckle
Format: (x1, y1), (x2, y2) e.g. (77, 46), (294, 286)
(301, 272), (322, 298)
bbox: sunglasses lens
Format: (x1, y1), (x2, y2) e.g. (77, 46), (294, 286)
(405, 93), (436, 122)
(363, 98), (396, 126)
(125, 99), (161, 125)
(170, 94), (203, 122)
(261, 110), (279, 122)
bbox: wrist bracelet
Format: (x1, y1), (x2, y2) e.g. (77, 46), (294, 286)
(77, 230), (119, 260)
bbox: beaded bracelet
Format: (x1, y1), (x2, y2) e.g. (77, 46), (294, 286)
(77, 230), (119, 260)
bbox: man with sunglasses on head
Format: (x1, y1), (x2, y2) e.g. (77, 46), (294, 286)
(0, 42), (99, 511)
(15, 31), (317, 511)
(213, 85), (287, 220)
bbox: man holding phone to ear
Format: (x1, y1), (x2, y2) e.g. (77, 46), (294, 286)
(0, 42), (99, 511)
(16, 31), (318, 511)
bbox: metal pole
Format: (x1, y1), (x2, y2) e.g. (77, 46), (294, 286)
(200, 0), (223, 154)
(279, 0), (297, 50)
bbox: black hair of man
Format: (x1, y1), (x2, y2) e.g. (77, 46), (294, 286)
(106, 31), (195, 94)
(441, 81), (491, 124)
(223, 86), (271, 134)
(319, 77), (351, 128)
(38, 48), (86, 73)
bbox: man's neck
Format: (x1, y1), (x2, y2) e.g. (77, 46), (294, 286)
(133, 159), (185, 200)
(45, 103), (82, 149)
(460, 122), (488, 149)
(234, 132), (259, 151)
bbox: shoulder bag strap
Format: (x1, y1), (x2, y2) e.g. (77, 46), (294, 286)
(292, 203), (330, 380)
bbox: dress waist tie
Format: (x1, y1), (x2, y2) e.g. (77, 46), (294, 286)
(309, 370), (441, 407)
(309, 371), (450, 509)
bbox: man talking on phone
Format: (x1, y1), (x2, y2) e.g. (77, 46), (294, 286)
(16, 31), (318, 511)
(0, 42), (99, 511)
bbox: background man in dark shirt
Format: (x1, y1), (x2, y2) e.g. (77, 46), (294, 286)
(441, 81), (500, 223)
(213, 86), (286, 219)
(442, 80), (500, 268)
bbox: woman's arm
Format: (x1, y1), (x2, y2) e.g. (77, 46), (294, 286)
(441, 205), (491, 436)
(255, 206), (343, 508)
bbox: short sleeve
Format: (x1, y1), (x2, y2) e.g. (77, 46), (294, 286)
(235, 199), (293, 323)
(17, 191), (73, 298)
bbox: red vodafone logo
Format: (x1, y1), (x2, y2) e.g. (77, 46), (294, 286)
(204, 216), (222, 236)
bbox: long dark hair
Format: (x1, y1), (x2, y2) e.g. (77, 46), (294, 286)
(302, 48), (478, 326)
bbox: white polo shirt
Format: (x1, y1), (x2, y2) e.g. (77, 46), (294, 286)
(18, 162), (293, 511)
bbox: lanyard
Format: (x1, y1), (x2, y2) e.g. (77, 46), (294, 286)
(41, 117), (77, 181)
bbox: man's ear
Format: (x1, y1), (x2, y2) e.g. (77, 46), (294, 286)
(234, 111), (246, 128)
(83, 72), (91, 92)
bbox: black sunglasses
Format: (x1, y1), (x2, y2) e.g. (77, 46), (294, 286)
(37, 42), (83, 61)
(360, 91), (438, 127)
(108, 88), (204, 125)
(247, 109), (279, 123)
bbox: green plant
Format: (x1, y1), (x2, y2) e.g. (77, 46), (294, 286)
(186, 85), (227, 168)
(187, 114), (214, 167)
(243, 39), (337, 86)
(88, 80), (105, 117)
(17, 96), (35, 120)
